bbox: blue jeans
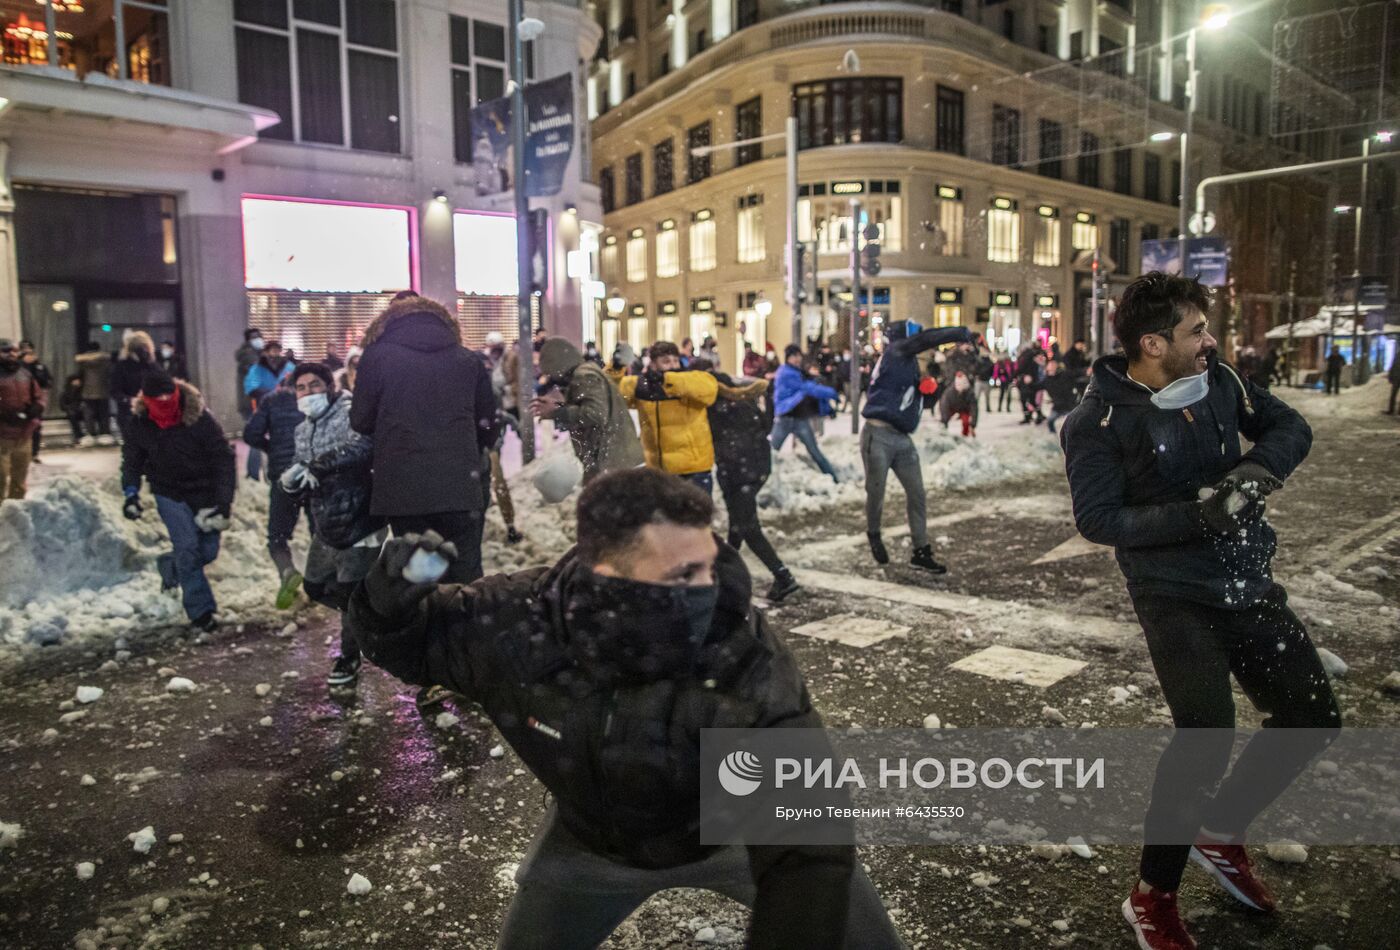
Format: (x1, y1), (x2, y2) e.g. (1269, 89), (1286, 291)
(770, 415), (836, 477)
(239, 407), (263, 480)
(681, 471), (713, 496)
(155, 495), (221, 620)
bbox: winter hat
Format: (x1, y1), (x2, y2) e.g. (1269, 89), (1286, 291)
(783, 344), (803, 360)
(140, 370), (176, 397)
(292, 362), (336, 392)
(533, 452), (583, 505)
(244, 328), (264, 342)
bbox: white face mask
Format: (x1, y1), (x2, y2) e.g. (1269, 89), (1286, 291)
(297, 393), (329, 418)
(160, 346), (174, 359)
(250, 337), (266, 351)
(1149, 370), (1209, 410)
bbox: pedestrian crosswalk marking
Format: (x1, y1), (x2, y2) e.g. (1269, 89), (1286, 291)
(948, 645), (1087, 687)
(789, 613), (911, 648)
(1031, 533), (1110, 565)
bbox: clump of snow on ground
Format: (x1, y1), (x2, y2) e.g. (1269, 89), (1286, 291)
(0, 475), (308, 656)
(0, 820), (22, 849)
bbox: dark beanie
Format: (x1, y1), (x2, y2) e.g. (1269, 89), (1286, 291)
(784, 344), (803, 360)
(292, 362), (336, 391)
(141, 370), (176, 397)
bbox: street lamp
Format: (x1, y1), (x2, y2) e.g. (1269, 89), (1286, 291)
(1150, 131), (1176, 142)
(754, 293), (774, 319)
(606, 291), (627, 317)
(1350, 129), (1394, 383)
(1178, 5), (1231, 270)
(509, 1), (542, 462)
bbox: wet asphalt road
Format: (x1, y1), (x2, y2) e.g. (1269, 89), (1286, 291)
(2, 386), (1399, 949)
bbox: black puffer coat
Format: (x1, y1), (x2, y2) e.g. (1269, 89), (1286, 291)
(348, 543), (853, 948)
(241, 387), (303, 479)
(121, 381), (236, 513)
(1061, 354), (1311, 609)
(350, 296), (498, 516)
(707, 373), (772, 489)
(295, 391), (380, 548)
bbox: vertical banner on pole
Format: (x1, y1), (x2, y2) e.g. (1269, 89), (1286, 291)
(523, 75), (575, 198)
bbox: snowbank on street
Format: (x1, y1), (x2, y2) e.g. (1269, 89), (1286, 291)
(0, 475), (308, 656)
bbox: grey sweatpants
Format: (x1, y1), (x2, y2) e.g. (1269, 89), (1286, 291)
(860, 423), (928, 548)
(497, 809), (905, 949)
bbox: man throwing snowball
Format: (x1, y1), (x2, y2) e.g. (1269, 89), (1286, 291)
(349, 466), (904, 949)
(1060, 272), (1339, 950)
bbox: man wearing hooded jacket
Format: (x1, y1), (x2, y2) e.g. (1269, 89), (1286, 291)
(121, 371), (236, 631)
(348, 466), (904, 949)
(860, 321), (973, 572)
(1061, 272), (1337, 950)
(532, 337), (643, 482)
(350, 292), (497, 584)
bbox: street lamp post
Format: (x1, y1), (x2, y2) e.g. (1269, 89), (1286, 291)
(849, 198), (862, 434)
(1349, 132), (1392, 384)
(508, 1), (542, 463)
(1178, 6), (1230, 272)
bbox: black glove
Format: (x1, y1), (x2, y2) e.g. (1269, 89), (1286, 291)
(122, 495), (143, 521)
(363, 531), (459, 617)
(1218, 460), (1283, 496)
(633, 370), (669, 402)
(1199, 482), (1264, 535)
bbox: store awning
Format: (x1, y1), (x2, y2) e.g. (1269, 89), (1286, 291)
(0, 64), (280, 155)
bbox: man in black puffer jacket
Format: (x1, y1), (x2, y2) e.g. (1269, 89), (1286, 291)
(121, 372), (236, 632)
(282, 363), (381, 688)
(242, 378), (305, 607)
(1062, 273), (1337, 950)
(349, 468), (904, 949)
(350, 292), (497, 583)
(698, 361), (798, 602)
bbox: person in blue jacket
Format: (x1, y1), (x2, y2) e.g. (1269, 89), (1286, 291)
(769, 345), (839, 482)
(242, 339), (296, 410)
(860, 320), (973, 572)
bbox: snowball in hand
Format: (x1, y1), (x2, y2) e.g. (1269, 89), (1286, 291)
(402, 548), (450, 585)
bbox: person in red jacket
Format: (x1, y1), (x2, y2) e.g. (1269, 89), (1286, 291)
(0, 338), (46, 501)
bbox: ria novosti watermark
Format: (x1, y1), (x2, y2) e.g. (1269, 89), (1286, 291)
(700, 728), (1400, 848)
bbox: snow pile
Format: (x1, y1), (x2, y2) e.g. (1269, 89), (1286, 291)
(0, 475), (308, 655)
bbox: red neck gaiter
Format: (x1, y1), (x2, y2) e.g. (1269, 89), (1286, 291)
(144, 391), (182, 429)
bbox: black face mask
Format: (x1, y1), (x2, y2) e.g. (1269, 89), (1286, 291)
(566, 571), (718, 681)
(0, 356), (17, 371)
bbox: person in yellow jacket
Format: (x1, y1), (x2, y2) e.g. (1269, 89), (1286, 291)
(618, 341), (719, 494)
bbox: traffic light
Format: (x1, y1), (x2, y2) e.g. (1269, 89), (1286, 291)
(861, 222), (881, 277)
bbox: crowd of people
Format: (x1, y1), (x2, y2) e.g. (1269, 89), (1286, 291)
(0, 271), (1383, 949)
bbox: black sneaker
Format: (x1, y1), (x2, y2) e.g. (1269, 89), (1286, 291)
(868, 532), (890, 565)
(506, 527), (524, 545)
(910, 545), (948, 574)
(191, 612), (217, 632)
(328, 655), (362, 687)
(766, 569), (800, 603)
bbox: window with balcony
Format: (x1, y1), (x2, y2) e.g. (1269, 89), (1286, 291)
(737, 194), (765, 263)
(1078, 132), (1100, 188)
(992, 105), (1021, 166)
(449, 15), (530, 163)
(1071, 212), (1099, 251)
(1032, 205), (1061, 266)
(690, 210), (717, 271)
(735, 97), (762, 166)
(235, 0), (402, 152)
(687, 121), (712, 184)
(796, 181), (902, 254)
(653, 139), (674, 197)
(934, 184), (965, 257)
(1038, 119), (1064, 179)
(987, 197), (1020, 263)
(626, 228), (647, 283)
(625, 153), (644, 206)
(1144, 153), (1162, 202)
(599, 167), (615, 214)
(794, 78), (903, 149)
(656, 220), (680, 278)
(936, 85), (965, 155)
(3, 0), (173, 84)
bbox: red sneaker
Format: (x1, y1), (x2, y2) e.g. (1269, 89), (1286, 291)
(1122, 888), (1198, 950)
(1190, 838), (1278, 912)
